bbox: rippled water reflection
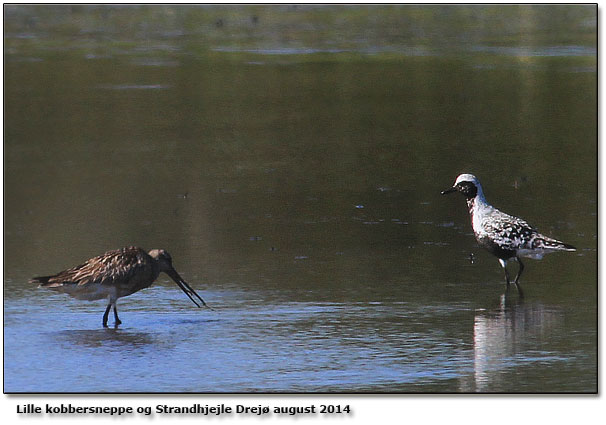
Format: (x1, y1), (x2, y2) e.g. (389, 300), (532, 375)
(4, 283), (596, 392)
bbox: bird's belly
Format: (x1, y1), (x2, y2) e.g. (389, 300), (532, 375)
(115, 273), (156, 299)
(116, 283), (152, 299)
(46, 283), (116, 301)
(476, 234), (517, 260)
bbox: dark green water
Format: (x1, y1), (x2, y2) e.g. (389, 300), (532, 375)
(3, 5), (596, 393)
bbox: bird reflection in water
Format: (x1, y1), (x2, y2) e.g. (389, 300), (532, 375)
(54, 329), (158, 351)
(460, 295), (560, 392)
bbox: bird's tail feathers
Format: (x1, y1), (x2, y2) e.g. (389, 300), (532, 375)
(536, 237), (576, 251)
(30, 276), (53, 286)
(30, 276), (65, 287)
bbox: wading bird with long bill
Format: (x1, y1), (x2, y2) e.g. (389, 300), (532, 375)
(31, 247), (211, 327)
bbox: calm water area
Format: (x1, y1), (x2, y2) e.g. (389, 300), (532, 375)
(3, 5), (597, 393)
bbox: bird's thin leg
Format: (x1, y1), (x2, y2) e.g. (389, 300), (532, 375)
(113, 304), (122, 326)
(498, 258), (511, 288)
(514, 257), (524, 283)
(103, 303), (112, 328)
(514, 257), (525, 298)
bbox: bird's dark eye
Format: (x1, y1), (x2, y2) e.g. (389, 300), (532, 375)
(457, 182), (477, 199)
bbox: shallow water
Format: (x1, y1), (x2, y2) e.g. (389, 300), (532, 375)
(3, 5), (597, 393)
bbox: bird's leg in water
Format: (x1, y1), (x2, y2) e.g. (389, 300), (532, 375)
(513, 257), (525, 298)
(113, 304), (121, 325)
(499, 258), (511, 288)
(103, 303), (112, 328)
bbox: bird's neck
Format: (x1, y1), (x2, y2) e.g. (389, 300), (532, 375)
(467, 193), (491, 224)
(151, 262), (162, 281)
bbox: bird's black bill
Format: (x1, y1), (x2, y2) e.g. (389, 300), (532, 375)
(167, 269), (214, 311)
(441, 187), (457, 195)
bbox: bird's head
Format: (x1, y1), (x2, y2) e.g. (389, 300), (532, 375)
(148, 248), (212, 310)
(148, 249), (174, 272)
(441, 173), (483, 200)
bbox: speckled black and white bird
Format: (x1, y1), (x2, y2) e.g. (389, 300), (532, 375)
(441, 173), (576, 296)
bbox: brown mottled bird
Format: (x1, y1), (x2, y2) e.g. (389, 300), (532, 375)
(31, 247), (211, 327)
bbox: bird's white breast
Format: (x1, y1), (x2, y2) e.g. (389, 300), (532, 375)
(469, 197), (493, 238)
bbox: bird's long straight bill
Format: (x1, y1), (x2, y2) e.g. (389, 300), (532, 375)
(441, 187), (457, 195)
(167, 269), (213, 310)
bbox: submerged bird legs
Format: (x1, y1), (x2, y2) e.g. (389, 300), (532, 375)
(103, 302), (121, 327)
(498, 257), (525, 298)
